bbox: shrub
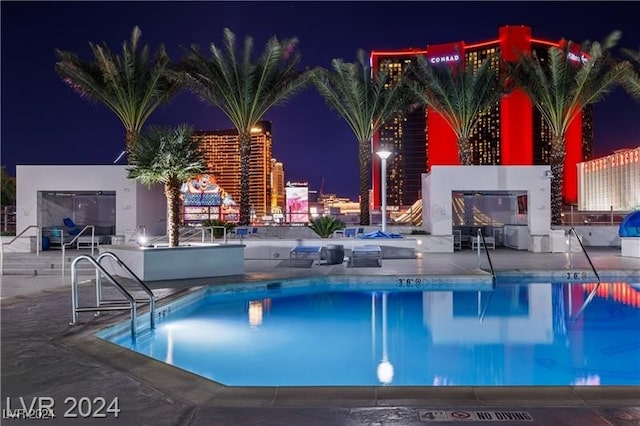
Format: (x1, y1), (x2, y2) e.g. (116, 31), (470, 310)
(309, 216), (345, 238)
(201, 219), (236, 238)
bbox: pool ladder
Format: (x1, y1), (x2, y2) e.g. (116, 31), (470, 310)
(475, 228), (496, 284)
(70, 251), (155, 339)
(567, 227), (602, 319)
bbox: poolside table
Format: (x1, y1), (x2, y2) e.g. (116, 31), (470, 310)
(349, 245), (382, 267)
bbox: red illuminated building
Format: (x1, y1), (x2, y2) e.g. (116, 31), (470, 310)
(370, 25), (594, 208)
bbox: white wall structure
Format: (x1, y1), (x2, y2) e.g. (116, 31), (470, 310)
(578, 147), (640, 211)
(16, 165), (166, 238)
(422, 165), (552, 252)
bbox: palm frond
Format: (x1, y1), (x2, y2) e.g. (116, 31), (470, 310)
(406, 54), (503, 160)
(507, 30), (622, 225)
(311, 49), (409, 224)
(54, 26), (179, 150)
(621, 48), (640, 101)
(176, 28), (312, 225)
(127, 124), (205, 186)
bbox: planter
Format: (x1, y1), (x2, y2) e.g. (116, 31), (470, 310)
(99, 243), (245, 281)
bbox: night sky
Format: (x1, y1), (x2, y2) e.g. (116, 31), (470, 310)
(2, 1), (640, 200)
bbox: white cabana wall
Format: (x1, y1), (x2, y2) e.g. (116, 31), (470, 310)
(422, 165), (554, 252)
(16, 165), (166, 238)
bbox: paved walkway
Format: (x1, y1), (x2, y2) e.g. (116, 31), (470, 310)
(1, 247), (640, 425)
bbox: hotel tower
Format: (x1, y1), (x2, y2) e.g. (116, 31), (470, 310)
(371, 25), (594, 209)
(194, 121), (273, 219)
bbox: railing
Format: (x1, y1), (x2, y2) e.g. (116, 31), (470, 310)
(126, 225), (146, 244)
(70, 254), (155, 339)
(478, 290), (495, 323)
(61, 225), (95, 277)
(567, 227), (600, 282)
(202, 226), (227, 244)
(476, 229), (496, 283)
(2, 206), (16, 232)
(140, 226), (226, 246)
(70, 255), (138, 338)
(567, 227), (601, 319)
(96, 252), (155, 330)
(0, 225), (40, 276)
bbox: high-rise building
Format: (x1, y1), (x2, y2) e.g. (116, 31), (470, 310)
(371, 25), (594, 209)
(371, 49), (428, 207)
(195, 121), (273, 219)
(578, 147), (640, 211)
(270, 158), (285, 213)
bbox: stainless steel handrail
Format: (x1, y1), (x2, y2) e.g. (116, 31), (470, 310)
(202, 226), (227, 244)
(61, 225), (95, 276)
(96, 251), (156, 329)
(476, 228), (496, 283)
(70, 255), (138, 338)
(478, 290), (495, 323)
(573, 282), (602, 320)
(0, 225), (41, 276)
(567, 227), (600, 282)
(567, 227), (602, 319)
(126, 225), (146, 244)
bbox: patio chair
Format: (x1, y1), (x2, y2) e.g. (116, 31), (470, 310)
(63, 217), (81, 236)
(289, 245), (322, 266)
(232, 228), (249, 238)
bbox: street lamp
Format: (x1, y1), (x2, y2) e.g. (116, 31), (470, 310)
(376, 149), (392, 233)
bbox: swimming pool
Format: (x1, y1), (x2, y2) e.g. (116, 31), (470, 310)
(99, 280), (640, 387)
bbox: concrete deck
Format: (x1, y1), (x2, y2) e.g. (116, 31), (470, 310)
(1, 246), (640, 425)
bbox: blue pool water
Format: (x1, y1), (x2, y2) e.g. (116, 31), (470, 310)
(102, 281), (640, 387)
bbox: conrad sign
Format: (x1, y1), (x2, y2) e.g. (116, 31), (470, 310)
(429, 54), (460, 64)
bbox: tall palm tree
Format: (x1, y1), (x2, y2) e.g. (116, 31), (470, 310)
(621, 47), (640, 101)
(55, 26), (179, 154)
(177, 28), (310, 225)
(406, 55), (504, 165)
(127, 124), (205, 247)
(508, 31), (628, 224)
(312, 50), (408, 225)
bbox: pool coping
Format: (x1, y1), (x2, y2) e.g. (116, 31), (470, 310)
(57, 280), (640, 409)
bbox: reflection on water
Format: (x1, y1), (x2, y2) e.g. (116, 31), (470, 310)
(109, 282), (640, 387)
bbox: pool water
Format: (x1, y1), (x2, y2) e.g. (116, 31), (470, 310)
(103, 282), (640, 387)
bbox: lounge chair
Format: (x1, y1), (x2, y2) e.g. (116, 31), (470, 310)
(289, 245), (322, 266)
(470, 232), (495, 250)
(63, 217), (81, 235)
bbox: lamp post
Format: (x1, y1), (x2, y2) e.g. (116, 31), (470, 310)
(376, 149), (392, 233)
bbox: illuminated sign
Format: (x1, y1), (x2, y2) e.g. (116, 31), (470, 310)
(426, 42), (463, 68)
(583, 148), (640, 172)
(429, 54), (460, 64)
(285, 185), (309, 223)
(567, 51), (588, 64)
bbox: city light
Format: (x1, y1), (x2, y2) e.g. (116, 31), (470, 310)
(377, 149), (392, 233)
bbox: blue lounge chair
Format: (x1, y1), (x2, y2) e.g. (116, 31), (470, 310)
(289, 245), (322, 266)
(63, 217), (81, 235)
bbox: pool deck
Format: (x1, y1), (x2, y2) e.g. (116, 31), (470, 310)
(2, 246), (640, 425)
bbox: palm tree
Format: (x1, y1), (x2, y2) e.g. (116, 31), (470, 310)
(508, 31), (628, 224)
(406, 55), (504, 165)
(312, 50), (408, 225)
(127, 124), (205, 247)
(55, 26), (179, 154)
(621, 47), (640, 100)
(177, 28), (310, 225)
